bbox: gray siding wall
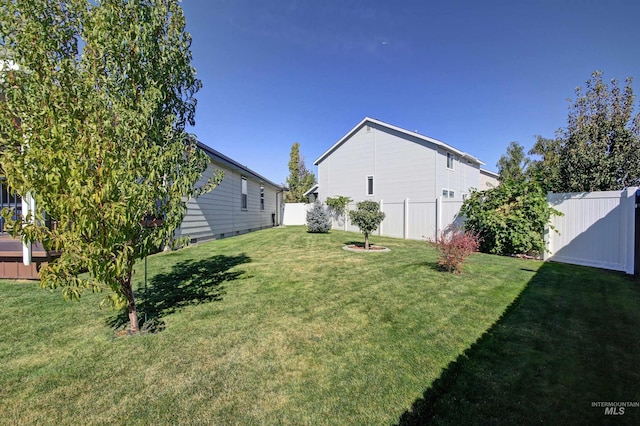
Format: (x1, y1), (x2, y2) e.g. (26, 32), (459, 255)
(318, 123), (480, 204)
(176, 160), (279, 242)
(479, 170), (499, 190)
(434, 149), (481, 199)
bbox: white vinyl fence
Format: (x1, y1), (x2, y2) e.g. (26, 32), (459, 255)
(285, 199), (465, 240)
(288, 189), (639, 275)
(545, 188), (637, 274)
(333, 198), (465, 241)
(282, 203), (312, 226)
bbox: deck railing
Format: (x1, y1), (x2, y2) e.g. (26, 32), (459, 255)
(0, 181), (22, 233)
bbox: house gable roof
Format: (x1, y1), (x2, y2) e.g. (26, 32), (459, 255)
(313, 117), (484, 166)
(480, 168), (499, 179)
(196, 141), (282, 189)
(303, 183), (319, 197)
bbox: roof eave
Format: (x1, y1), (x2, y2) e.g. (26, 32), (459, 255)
(196, 141), (283, 189)
(303, 183), (319, 197)
(314, 117), (484, 166)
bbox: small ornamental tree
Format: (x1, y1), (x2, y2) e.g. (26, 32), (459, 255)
(0, 0), (222, 333)
(348, 200), (385, 250)
(306, 202), (331, 233)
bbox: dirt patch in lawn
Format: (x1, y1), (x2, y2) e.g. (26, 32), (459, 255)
(343, 244), (390, 253)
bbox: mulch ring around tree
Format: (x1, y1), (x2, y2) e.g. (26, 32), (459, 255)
(343, 244), (390, 253)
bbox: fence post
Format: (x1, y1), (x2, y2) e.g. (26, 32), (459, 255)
(379, 199), (384, 236)
(435, 197), (441, 239)
(544, 191), (553, 260)
(344, 203), (349, 231)
(404, 198), (409, 239)
(624, 187), (636, 274)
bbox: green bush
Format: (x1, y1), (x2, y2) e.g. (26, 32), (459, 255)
(460, 180), (560, 256)
(306, 202), (332, 233)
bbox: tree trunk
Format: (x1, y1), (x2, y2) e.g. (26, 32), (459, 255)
(365, 232), (370, 250)
(121, 274), (139, 333)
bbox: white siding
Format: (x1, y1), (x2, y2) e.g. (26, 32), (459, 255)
(317, 121), (481, 205)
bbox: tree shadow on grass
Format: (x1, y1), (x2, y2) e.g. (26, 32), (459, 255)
(107, 253), (251, 332)
(397, 262), (640, 425)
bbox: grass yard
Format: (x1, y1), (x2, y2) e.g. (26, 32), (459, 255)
(0, 226), (639, 425)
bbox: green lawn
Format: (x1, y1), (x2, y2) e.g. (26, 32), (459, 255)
(0, 227), (638, 425)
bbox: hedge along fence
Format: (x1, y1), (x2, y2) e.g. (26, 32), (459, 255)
(332, 198), (465, 241)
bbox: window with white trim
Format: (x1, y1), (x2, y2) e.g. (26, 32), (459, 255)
(366, 175), (374, 196)
(446, 152), (454, 170)
(260, 183), (265, 211)
(241, 176), (248, 210)
(442, 189), (455, 199)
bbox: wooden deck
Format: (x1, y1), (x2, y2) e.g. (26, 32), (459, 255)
(0, 234), (60, 279)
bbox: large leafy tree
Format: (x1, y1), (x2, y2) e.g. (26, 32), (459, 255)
(497, 141), (529, 183)
(559, 71), (640, 192)
(285, 142), (315, 202)
(527, 135), (562, 193)
(0, 0), (222, 332)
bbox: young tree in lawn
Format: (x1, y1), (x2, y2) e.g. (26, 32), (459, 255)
(285, 142), (316, 202)
(0, 0), (222, 333)
(348, 200), (385, 250)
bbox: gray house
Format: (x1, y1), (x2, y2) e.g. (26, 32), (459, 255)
(479, 168), (500, 190)
(174, 142), (284, 243)
(313, 117), (495, 239)
(314, 117), (491, 203)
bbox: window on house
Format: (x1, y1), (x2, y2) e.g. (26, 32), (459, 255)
(366, 175), (374, 196)
(442, 189), (455, 199)
(260, 183), (265, 211)
(446, 152), (454, 170)
(241, 177), (248, 210)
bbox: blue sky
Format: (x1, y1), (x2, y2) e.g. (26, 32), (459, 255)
(181, 0), (640, 185)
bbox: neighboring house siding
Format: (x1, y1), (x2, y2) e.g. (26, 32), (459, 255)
(434, 149), (481, 199)
(479, 169), (499, 190)
(175, 145), (281, 243)
(372, 124), (437, 201)
(316, 119), (481, 204)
